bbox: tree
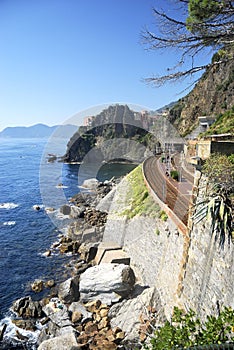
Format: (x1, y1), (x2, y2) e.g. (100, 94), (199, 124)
(143, 0), (234, 86)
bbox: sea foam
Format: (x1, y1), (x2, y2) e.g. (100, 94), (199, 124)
(0, 203), (19, 210)
(3, 221), (16, 226)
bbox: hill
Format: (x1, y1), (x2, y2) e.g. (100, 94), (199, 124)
(167, 47), (234, 137)
(0, 123), (78, 139)
(62, 104), (158, 163)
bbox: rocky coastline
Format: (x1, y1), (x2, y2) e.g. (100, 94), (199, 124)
(0, 176), (161, 350)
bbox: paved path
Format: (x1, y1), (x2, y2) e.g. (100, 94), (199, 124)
(143, 156), (194, 226)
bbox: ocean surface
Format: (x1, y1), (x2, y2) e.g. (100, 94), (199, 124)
(0, 137), (136, 348)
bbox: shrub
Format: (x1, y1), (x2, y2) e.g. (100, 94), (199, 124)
(170, 170), (179, 181)
(144, 306), (234, 350)
(159, 210), (168, 221)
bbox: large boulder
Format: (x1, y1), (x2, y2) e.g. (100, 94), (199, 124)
(12, 296), (43, 318)
(58, 276), (79, 304)
(38, 331), (78, 350)
(79, 263), (135, 305)
(109, 287), (166, 342)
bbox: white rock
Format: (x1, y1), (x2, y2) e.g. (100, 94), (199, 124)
(79, 263), (135, 305)
(58, 276), (79, 304)
(38, 332), (78, 350)
(81, 178), (100, 190)
(109, 286), (166, 341)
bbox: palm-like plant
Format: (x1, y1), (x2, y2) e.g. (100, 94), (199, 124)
(193, 184), (233, 247)
(193, 153), (234, 247)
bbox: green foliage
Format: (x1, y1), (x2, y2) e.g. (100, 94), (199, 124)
(169, 101), (185, 124)
(187, 0), (223, 23)
(201, 106), (234, 136)
(120, 165), (160, 219)
(228, 154), (234, 165)
(159, 210), (168, 222)
(202, 153), (234, 192)
(170, 170), (179, 181)
(155, 228), (160, 235)
(193, 153), (234, 246)
(144, 306), (234, 350)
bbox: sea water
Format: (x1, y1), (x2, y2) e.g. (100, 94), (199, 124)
(0, 137), (136, 348)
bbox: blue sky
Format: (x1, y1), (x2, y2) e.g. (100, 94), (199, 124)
(0, 0), (212, 131)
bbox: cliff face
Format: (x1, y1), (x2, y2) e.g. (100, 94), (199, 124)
(168, 48), (234, 136)
(63, 104), (156, 163)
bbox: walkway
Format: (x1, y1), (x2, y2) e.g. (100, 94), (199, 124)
(143, 156), (194, 227)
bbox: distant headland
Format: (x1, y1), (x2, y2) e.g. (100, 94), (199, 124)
(0, 123), (78, 139)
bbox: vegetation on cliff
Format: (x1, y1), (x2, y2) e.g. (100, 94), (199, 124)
(120, 165), (160, 219)
(201, 106), (234, 136)
(167, 47), (234, 136)
(193, 153), (234, 246)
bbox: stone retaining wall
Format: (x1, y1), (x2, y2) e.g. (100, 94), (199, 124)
(101, 171), (234, 320)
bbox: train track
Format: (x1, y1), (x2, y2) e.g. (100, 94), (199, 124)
(143, 156), (193, 226)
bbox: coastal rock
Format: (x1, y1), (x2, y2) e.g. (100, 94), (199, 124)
(58, 276), (79, 304)
(68, 302), (92, 324)
(78, 242), (99, 262)
(38, 331), (79, 350)
(31, 279), (44, 293)
(109, 286), (165, 342)
(81, 178), (100, 190)
(60, 204), (71, 216)
(84, 208), (107, 227)
(42, 250), (52, 257)
(44, 279), (55, 288)
(96, 186), (117, 213)
(0, 324), (7, 341)
(58, 236), (80, 254)
(69, 205), (86, 219)
(12, 319), (36, 331)
(33, 204), (41, 211)
(12, 296), (43, 318)
(79, 263), (135, 305)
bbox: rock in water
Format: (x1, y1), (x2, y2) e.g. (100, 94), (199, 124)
(79, 263), (135, 305)
(31, 279), (44, 293)
(60, 204), (71, 215)
(0, 323), (7, 341)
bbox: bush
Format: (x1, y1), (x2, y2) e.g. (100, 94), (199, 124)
(159, 210), (168, 221)
(144, 306), (234, 350)
(170, 170), (179, 181)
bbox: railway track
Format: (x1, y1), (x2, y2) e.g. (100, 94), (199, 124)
(143, 156), (193, 226)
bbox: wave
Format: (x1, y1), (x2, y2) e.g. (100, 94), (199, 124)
(55, 184), (68, 189)
(3, 221), (16, 226)
(0, 203), (19, 210)
(0, 315), (40, 350)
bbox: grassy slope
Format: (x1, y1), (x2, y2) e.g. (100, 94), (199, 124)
(201, 106), (234, 137)
(120, 165), (161, 219)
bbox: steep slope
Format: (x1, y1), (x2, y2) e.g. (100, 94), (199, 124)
(63, 104), (157, 163)
(168, 48), (234, 136)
